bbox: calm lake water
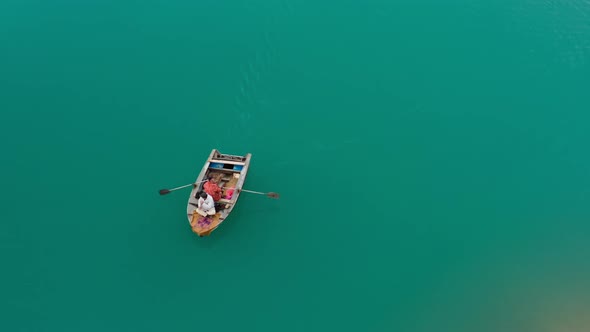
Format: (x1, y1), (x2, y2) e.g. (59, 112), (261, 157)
(1, 1), (589, 331)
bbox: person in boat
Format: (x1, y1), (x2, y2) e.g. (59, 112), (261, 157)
(196, 191), (216, 217)
(203, 176), (223, 201)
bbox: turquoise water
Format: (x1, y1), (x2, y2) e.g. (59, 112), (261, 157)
(2, 1), (590, 331)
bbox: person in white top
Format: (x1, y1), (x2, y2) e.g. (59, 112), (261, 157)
(196, 191), (216, 217)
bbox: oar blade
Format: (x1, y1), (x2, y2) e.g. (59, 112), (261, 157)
(159, 189), (171, 195)
(267, 192), (280, 199)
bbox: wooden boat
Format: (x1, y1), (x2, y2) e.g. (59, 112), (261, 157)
(187, 149), (251, 237)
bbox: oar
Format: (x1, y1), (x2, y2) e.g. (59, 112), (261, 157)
(159, 180), (206, 195)
(238, 189), (280, 199)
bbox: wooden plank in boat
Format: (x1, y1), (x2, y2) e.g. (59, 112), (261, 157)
(208, 167), (241, 173)
(208, 159), (246, 166)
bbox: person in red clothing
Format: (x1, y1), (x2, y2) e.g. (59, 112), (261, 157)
(203, 176), (222, 201)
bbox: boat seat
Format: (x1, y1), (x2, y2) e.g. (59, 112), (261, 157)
(218, 198), (233, 204)
(208, 166), (241, 173)
(209, 159), (245, 166)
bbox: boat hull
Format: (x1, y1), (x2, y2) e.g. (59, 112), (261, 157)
(186, 149), (251, 237)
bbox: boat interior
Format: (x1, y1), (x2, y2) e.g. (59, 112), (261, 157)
(188, 152), (248, 235)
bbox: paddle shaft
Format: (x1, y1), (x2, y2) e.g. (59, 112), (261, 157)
(168, 180), (206, 192)
(238, 189), (279, 198)
(239, 189), (266, 195)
